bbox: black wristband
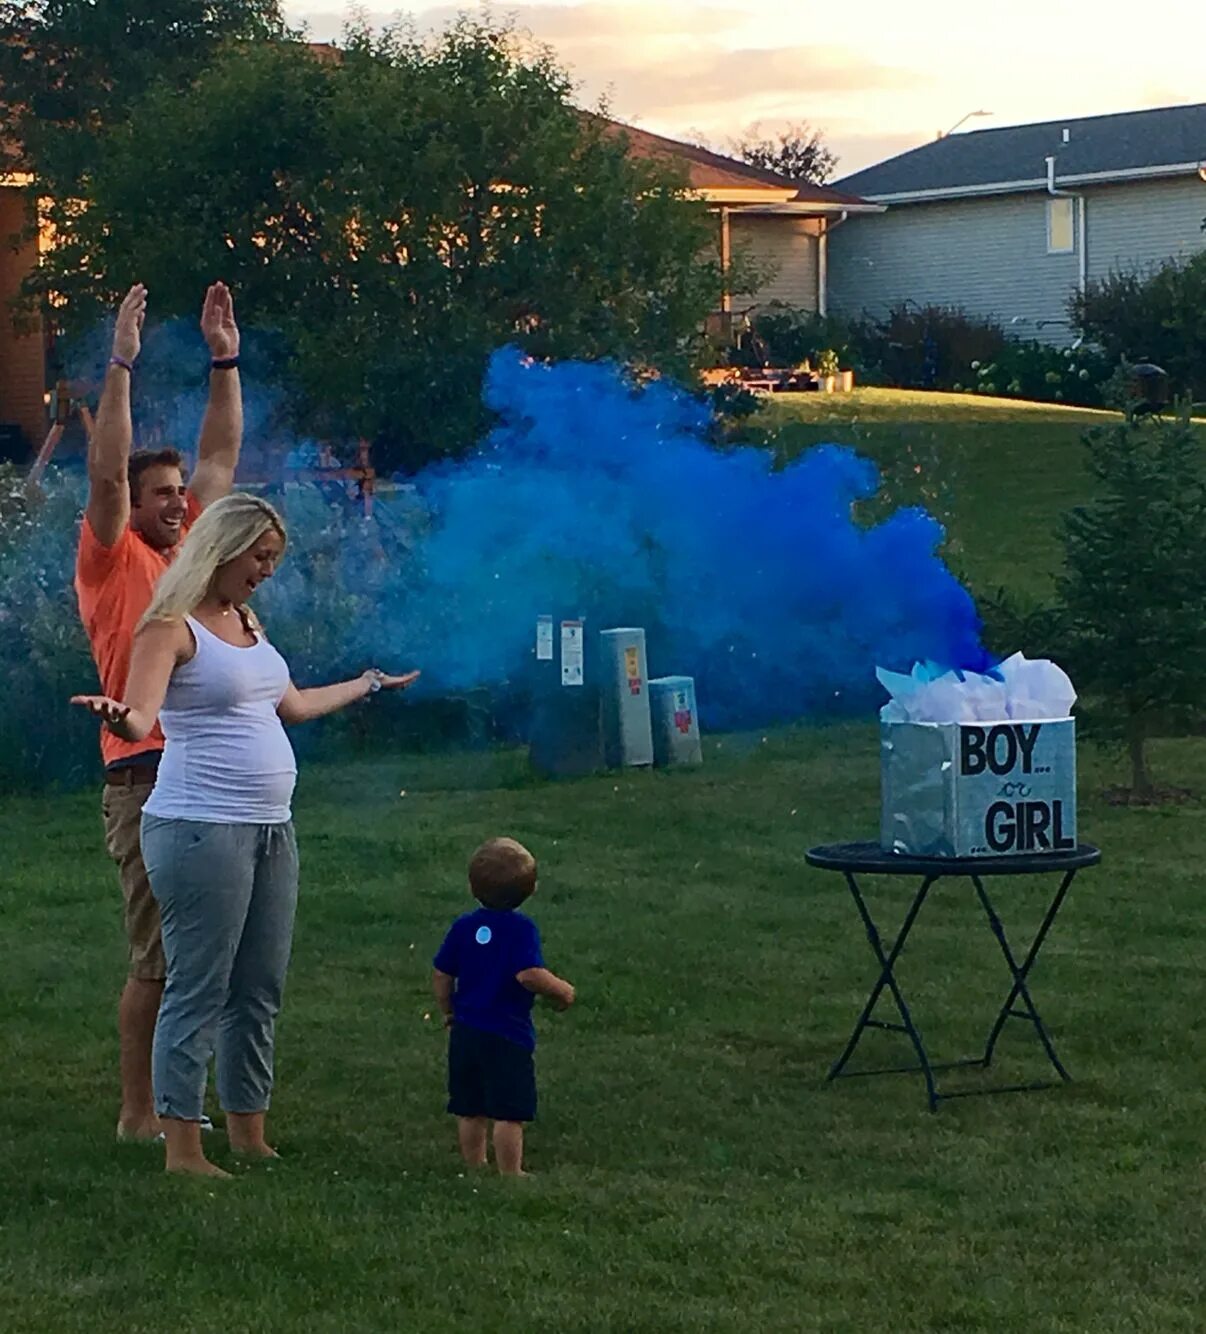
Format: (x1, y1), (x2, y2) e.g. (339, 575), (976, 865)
(211, 355), (240, 371)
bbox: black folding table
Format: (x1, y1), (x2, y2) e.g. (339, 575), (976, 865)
(806, 841), (1100, 1112)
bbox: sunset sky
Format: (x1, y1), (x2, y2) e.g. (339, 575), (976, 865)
(285, 1), (1206, 177)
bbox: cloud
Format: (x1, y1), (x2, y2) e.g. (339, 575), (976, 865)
(827, 130), (934, 178)
(288, 4), (919, 139)
(286, 3), (940, 178)
(607, 45), (916, 118)
(290, 3), (752, 45)
(433, 3), (753, 44)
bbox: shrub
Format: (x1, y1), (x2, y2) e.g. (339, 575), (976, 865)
(968, 339), (1112, 407)
(707, 380), (762, 424)
(1070, 252), (1206, 402)
(749, 305), (859, 371)
(751, 301), (1116, 407)
(0, 465), (96, 791)
(857, 303), (1007, 389)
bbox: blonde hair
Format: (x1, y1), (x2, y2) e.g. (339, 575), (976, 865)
(139, 492), (287, 629)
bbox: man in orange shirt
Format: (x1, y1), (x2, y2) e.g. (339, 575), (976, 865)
(76, 280), (243, 1141)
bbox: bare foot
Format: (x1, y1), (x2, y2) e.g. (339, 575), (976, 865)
(231, 1143), (279, 1161)
(116, 1116), (162, 1144)
(226, 1111), (276, 1160)
(166, 1158), (232, 1179)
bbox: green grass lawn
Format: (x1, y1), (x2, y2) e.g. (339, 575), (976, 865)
(4, 389), (1205, 1331)
(751, 387), (1199, 600)
(2, 732), (1204, 1332)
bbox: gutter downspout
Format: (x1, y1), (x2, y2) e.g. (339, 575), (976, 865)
(817, 209), (849, 318)
(1046, 156), (1087, 297)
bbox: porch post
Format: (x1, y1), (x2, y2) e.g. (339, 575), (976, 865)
(719, 206), (732, 313)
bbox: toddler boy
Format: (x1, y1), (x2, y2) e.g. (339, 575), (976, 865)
(432, 837), (574, 1175)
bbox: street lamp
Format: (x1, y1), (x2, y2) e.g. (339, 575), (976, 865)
(944, 109), (992, 137)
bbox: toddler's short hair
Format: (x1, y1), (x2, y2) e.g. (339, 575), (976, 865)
(469, 837), (537, 911)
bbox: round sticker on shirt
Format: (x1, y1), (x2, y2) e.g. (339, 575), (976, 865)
(475, 925), (493, 945)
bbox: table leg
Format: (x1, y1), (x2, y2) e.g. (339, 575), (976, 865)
(973, 870), (1077, 1082)
(829, 873), (942, 1110)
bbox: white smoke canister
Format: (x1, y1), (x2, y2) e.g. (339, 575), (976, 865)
(649, 676), (703, 767)
(599, 628), (654, 768)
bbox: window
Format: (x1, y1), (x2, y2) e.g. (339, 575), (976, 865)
(1047, 197), (1074, 253)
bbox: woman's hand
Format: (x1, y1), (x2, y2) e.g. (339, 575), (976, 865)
(362, 669), (421, 695)
(71, 694), (136, 738)
(279, 669), (421, 725)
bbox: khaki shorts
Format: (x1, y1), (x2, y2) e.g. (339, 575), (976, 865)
(101, 782), (166, 981)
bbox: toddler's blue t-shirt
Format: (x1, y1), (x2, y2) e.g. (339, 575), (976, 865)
(433, 908), (545, 1050)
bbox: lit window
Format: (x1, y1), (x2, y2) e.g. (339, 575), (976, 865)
(1047, 197), (1074, 253)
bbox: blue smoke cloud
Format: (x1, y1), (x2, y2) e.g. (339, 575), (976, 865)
(339, 348), (988, 729)
(47, 328), (986, 736)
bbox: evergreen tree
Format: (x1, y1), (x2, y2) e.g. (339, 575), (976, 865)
(1058, 413), (1206, 794)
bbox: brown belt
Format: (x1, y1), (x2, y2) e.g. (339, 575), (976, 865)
(104, 764), (160, 788)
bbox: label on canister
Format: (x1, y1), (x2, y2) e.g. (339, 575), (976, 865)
(536, 615), (554, 661)
(560, 621), (584, 687)
(624, 646), (642, 696)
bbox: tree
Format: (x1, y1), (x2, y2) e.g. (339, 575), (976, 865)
(732, 122), (837, 185)
(1057, 413), (1206, 796)
(1069, 252), (1206, 402)
(0, 1), (289, 186)
(32, 17), (721, 469)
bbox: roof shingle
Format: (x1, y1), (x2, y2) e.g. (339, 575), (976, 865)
(837, 102), (1206, 199)
(595, 117), (872, 206)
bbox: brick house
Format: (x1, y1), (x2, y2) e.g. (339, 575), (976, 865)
(0, 165), (45, 459)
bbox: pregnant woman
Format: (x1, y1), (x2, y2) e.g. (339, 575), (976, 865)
(73, 493), (418, 1177)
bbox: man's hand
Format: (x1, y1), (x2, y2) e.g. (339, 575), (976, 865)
(200, 282), (239, 359)
(86, 287), (143, 546)
(112, 284), (146, 364)
(191, 281), (243, 509)
(551, 982), (576, 1012)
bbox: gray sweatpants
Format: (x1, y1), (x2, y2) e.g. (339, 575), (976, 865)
(140, 815), (299, 1121)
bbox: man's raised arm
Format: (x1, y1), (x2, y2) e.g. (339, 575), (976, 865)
(189, 282), (243, 510)
(85, 284), (145, 548)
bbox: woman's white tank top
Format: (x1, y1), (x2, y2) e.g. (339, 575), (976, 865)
(143, 615), (297, 824)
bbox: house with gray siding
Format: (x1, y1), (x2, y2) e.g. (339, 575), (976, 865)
(828, 103), (1206, 342)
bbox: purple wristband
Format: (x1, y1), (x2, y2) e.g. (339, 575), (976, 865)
(109, 354), (134, 373)
(211, 355), (240, 371)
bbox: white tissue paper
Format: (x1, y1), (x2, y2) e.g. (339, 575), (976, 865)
(877, 653), (1076, 724)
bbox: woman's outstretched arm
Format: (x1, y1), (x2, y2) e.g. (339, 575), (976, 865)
(276, 669), (420, 725)
(71, 618), (192, 741)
